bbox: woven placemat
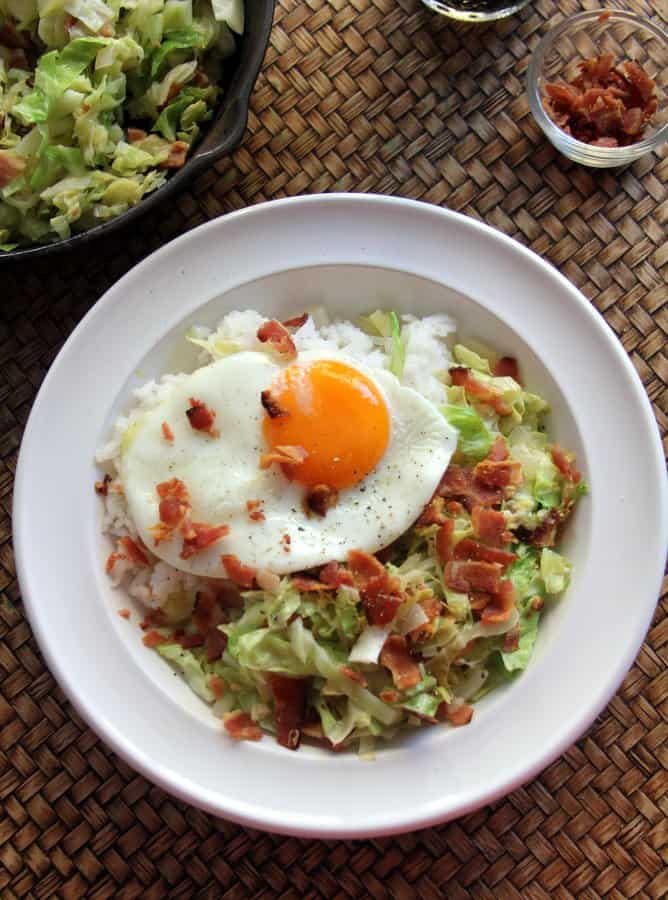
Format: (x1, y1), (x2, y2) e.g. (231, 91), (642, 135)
(1, 0), (666, 896)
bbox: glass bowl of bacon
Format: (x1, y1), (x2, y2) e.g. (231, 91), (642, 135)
(527, 10), (667, 167)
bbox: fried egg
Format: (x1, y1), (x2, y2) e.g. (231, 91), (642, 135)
(120, 349), (457, 576)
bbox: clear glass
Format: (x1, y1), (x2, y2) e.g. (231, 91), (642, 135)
(420, 0), (531, 22)
(527, 10), (668, 168)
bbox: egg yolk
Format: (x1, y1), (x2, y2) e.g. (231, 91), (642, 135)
(263, 360), (391, 490)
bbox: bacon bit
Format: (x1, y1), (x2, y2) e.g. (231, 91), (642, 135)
(474, 459), (522, 490)
(204, 627), (227, 662)
(340, 666), (367, 687)
(95, 474), (111, 496)
(186, 397), (218, 437)
(487, 435), (509, 462)
(281, 533), (291, 552)
(481, 579), (517, 626)
(543, 56), (657, 146)
(435, 518), (455, 564)
(551, 445), (581, 484)
(305, 484), (338, 517)
(269, 674), (308, 750)
(347, 550), (386, 583)
(450, 367), (512, 416)
(221, 554), (257, 588)
(437, 464), (503, 512)
(117, 608), (131, 620)
(257, 320), (297, 359)
(209, 675), (226, 699)
(531, 595), (544, 611)
(260, 389), (287, 419)
(259, 444), (308, 470)
(246, 499), (265, 522)
(319, 561), (354, 588)
(503, 626), (520, 653)
(444, 560), (503, 594)
(468, 592), (489, 612)
(180, 522), (230, 559)
(471, 507), (512, 548)
(0, 150), (26, 189)
(493, 357), (521, 384)
(180, 632), (205, 649)
(223, 711), (263, 742)
(417, 496), (448, 526)
(292, 575), (329, 592)
(439, 702), (474, 726)
(379, 689), (399, 704)
(362, 573), (403, 626)
(453, 537), (516, 569)
(159, 140), (189, 169)
(143, 630), (170, 648)
(282, 312), (309, 328)
(127, 127), (147, 143)
(446, 500), (465, 515)
(105, 552), (122, 574)
(380, 635), (422, 692)
(409, 593), (443, 642)
(192, 588), (226, 633)
(118, 536), (150, 567)
(161, 421), (174, 442)
(157, 477), (189, 501)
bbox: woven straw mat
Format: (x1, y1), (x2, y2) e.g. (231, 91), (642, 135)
(1, 0), (667, 896)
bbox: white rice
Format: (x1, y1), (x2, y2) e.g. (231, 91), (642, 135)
(99, 308), (456, 609)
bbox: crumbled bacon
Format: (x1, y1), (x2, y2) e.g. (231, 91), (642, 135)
(118, 536), (150, 567)
(380, 635), (422, 691)
(453, 537), (516, 569)
(259, 444), (307, 470)
(340, 666), (367, 687)
(180, 522), (229, 559)
(361, 573), (403, 626)
(531, 595), (544, 611)
(0, 150), (26, 189)
(127, 127), (147, 143)
(143, 630), (170, 648)
(487, 435), (509, 461)
(319, 561), (354, 588)
(159, 140), (189, 169)
(257, 320), (297, 359)
(221, 554), (257, 588)
(493, 357), (521, 384)
(435, 518), (454, 564)
(292, 575), (329, 592)
(246, 499), (265, 522)
(281, 533), (291, 552)
(260, 389), (287, 419)
(474, 459), (522, 490)
(450, 367), (512, 416)
(551, 445), (581, 484)
(269, 675), (307, 750)
(117, 608), (131, 619)
(95, 474), (111, 496)
(471, 507), (512, 548)
(481, 579), (516, 625)
(347, 550), (386, 583)
(186, 397), (218, 437)
(379, 689), (399, 704)
(503, 626), (521, 653)
(192, 588), (227, 633)
(439, 702), (474, 726)
(409, 593), (443, 642)
(417, 496), (448, 526)
(437, 464), (503, 512)
(180, 632), (205, 649)
(161, 421), (174, 442)
(209, 675), (226, 699)
(282, 312), (309, 328)
(223, 711), (263, 741)
(204, 627), (227, 662)
(543, 56), (657, 146)
(444, 559), (503, 594)
(305, 484), (338, 517)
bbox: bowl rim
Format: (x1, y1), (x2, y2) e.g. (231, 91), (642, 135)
(527, 8), (668, 161)
(13, 194), (668, 838)
(0, 0), (275, 265)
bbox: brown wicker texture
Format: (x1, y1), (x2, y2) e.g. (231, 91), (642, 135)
(1, 0), (667, 896)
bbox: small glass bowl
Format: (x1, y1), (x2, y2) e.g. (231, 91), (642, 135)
(527, 10), (668, 168)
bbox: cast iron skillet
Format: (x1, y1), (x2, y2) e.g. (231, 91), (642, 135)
(1, 0), (275, 265)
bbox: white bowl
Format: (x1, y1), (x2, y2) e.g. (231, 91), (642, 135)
(13, 195), (667, 838)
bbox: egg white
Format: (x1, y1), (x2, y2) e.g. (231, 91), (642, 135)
(120, 349), (458, 576)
